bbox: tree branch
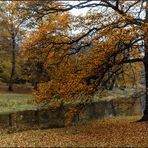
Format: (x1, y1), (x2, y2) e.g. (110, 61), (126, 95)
(119, 58), (143, 65)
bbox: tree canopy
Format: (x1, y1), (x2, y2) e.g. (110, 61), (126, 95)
(0, 0), (147, 120)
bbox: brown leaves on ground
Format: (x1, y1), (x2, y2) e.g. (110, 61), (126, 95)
(0, 118), (148, 147)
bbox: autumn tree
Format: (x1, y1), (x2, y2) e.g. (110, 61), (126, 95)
(54, 0), (148, 121)
(0, 1), (27, 91)
(73, 0), (148, 120)
(21, 1), (71, 90)
(21, 0), (148, 120)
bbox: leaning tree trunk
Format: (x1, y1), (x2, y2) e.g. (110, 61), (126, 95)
(8, 35), (16, 92)
(140, 1), (148, 121)
(141, 61), (148, 121)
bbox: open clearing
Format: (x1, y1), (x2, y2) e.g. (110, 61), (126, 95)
(0, 83), (37, 113)
(0, 117), (147, 147)
(0, 86), (146, 147)
(0, 93), (36, 114)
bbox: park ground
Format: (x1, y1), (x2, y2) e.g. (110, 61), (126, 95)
(0, 117), (148, 147)
(0, 83), (148, 147)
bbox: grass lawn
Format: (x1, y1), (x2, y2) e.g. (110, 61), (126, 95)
(0, 87), (144, 114)
(0, 117), (147, 147)
(0, 82), (38, 113)
(0, 93), (38, 114)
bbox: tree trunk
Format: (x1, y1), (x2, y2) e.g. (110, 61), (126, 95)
(34, 110), (39, 126)
(108, 75), (116, 90)
(33, 82), (38, 90)
(8, 114), (12, 127)
(8, 35), (16, 91)
(141, 62), (148, 121)
(140, 1), (148, 121)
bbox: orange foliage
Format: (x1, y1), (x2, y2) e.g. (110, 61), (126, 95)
(22, 1), (146, 103)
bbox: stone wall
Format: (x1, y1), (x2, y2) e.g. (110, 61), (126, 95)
(0, 95), (143, 129)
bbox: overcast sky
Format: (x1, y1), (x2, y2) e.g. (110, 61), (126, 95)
(64, 1), (146, 19)
(64, 1), (90, 16)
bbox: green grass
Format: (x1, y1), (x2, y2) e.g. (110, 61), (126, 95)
(0, 93), (38, 114)
(0, 88), (144, 114)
